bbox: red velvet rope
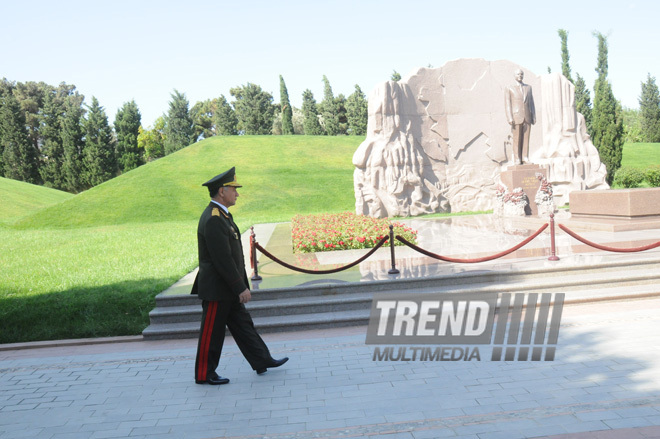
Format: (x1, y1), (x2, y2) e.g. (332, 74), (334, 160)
(254, 236), (390, 274)
(558, 224), (660, 253)
(395, 223), (549, 263)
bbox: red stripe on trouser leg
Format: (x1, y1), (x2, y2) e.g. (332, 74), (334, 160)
(197, 301), (218, 380)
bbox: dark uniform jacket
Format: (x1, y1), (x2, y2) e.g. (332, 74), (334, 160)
(190, 202), (249, 301)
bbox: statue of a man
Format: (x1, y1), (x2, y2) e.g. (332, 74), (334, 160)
(504, 69), (536, 165)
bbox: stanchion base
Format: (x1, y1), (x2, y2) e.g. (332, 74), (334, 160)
(547, 256), (560, 261)
(388, 269), (400, 274)
(251, 275), (263, 281)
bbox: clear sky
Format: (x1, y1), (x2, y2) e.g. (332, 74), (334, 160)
(2, 0), (658, 128)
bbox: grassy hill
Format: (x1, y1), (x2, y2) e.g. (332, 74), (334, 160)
(15, 135), (360, 230)
(0, 136), (362, 343)
(0, 177), (74, 226)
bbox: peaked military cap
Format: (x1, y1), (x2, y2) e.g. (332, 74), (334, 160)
(202, 167), (242, 194)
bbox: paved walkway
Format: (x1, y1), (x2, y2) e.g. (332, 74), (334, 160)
(2, 296), (660, 438)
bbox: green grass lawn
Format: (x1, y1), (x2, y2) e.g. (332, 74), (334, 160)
(621, 142), (660, 168)
(1, 136), (362, 343)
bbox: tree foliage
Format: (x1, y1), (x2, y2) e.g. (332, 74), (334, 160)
(138, 116), (166, 161)
(591, 32), (624, 185)
(164, 89), (195, 154)
(83, 97), (116, 187)
(302, 89), (324, 135)
(321, 76), (340, 135)
(391, 71), (402, 82)
(61, 94), (86, 192)
(574, 73), (592, 133)
(0, 91), (40, 183)
(279, 75), (294, 135)
(114, 100), (142, 173)
(39, 88), (67, 188)
(346, 85), (368, 136)
(639, 73), (660, 142)
(230, 83), (275, 135)
(190, 99), (215, 140)
(557, 29), (573, 83)
(214, 95), (238, 136)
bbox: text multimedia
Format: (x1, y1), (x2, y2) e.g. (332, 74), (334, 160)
(373, 346), (481, 361)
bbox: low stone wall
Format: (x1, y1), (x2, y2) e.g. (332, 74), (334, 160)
(570, 188), (660, 219)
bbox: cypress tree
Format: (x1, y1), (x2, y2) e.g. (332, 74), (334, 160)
(558, 29), (573, 83)
(164, 90), (195, 154)
(346, 85), (369, 136)
(639, 73), (660, 142)
(83, 97), (116, 187)
(279, 75), (294, 135)
(214, 95), (238, 135)
(321, 76), (340, 135)
(114, 100), (142, 172)
(302, 89), (324, 135)
(0, 91), (40, 183)
(591, 32), (624, 185)
(39, 90), (67, 188)
(61, 94), (86, 192)
(574, 73), (592, 133)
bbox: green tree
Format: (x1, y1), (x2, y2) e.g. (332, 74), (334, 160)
(639, 73), (660, 142)
(335, 94), (348, 135)
(39, 88), (68, 188)
(302, 89), (324, 135)
(391, 71), (402, 82)
(12, 81), (48, 153)
(574, 73), (592, 133)
(321, 76), (340, 135)
(279, 75), (294, 135)
(214, 95), (238, 136)
(0, 91), (39, 183)
(137, 116), (166, 161)
(346, 85), (368, 136)
(191, 99), (215, 140)
(623, 108), (643, 143)
(164, 89), (195, 154)
(557, 29), (573, 83)
(114, 100), (142, 173)
(230, 83), (275, 135)
(591, 32), (624, 185)
(61, 94), (86, 192)
(83, 97), (116, 187)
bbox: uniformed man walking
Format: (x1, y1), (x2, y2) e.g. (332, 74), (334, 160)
(192, 167), (288, 385)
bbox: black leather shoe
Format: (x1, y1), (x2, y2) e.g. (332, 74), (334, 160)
(256, 357), (289, 375)
(195, 375), (230, 385)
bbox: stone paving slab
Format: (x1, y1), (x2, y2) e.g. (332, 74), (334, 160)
(2, 297), (660, 438)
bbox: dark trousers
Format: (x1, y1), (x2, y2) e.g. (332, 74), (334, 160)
(511, 122), (531, 164)
(195, 299), (271, 381)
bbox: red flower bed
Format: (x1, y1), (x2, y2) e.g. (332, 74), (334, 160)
(291, 212), (418, 253)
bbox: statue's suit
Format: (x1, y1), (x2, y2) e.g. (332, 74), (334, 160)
(504, 82), (535, 164)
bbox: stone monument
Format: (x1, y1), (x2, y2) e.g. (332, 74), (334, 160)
(353, 59), (609, 218)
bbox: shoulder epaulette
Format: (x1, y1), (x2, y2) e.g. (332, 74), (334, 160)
(212, 207), (220, 217)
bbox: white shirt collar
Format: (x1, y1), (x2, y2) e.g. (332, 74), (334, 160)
(210, 200), (229, 215)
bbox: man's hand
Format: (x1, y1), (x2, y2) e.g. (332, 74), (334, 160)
(238, 289), (251, 304)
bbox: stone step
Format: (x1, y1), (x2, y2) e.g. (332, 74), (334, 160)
(142, 281), (660, 340)
(142, 267), (660, 339)
(153, 257), (660, 311)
